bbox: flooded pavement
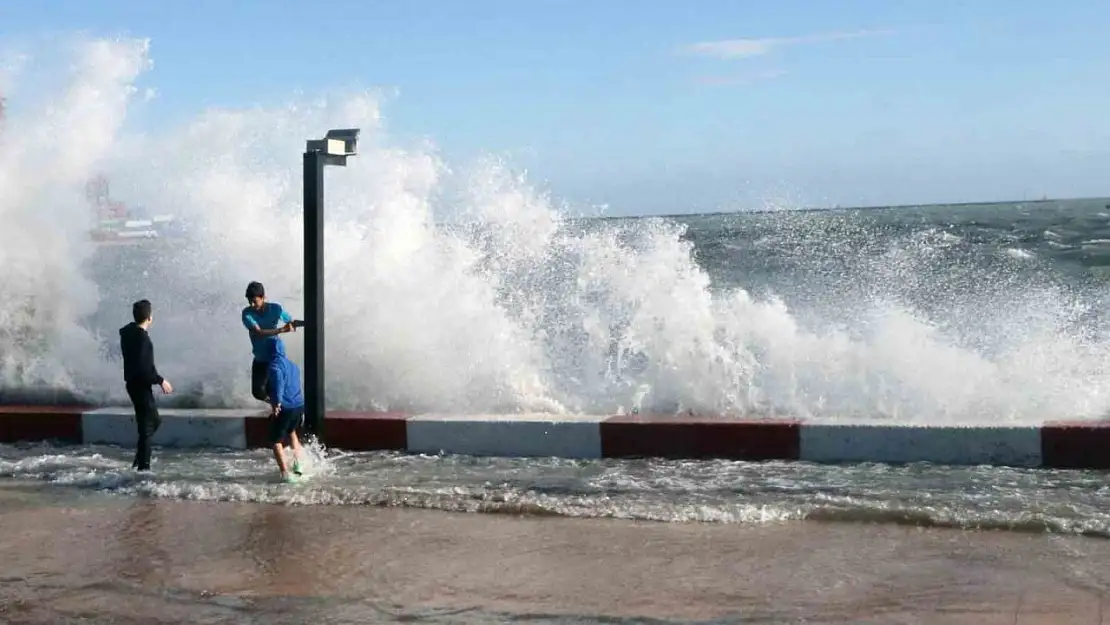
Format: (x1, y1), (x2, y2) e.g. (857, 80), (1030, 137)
(2, 481), (1110, 624)
(8, 442), (1110, 535)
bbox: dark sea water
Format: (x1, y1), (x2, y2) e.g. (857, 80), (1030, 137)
(675, 198), (1110, 332)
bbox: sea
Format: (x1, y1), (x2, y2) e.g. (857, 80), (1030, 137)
(6, 200), (1110, 623)
(12, 197), (1110, 529)
(68, 196), (1110, 424)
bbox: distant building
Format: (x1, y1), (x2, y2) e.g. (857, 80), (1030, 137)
(86, 174), (182, 244)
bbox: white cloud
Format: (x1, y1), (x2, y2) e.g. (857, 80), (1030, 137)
(681, 29), (892, 60)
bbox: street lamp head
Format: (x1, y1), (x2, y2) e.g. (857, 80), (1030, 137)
(305, 128), (360, 161)
(325, 128), (360, 155)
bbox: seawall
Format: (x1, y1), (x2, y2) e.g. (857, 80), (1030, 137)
(2, 406), (1108, 468)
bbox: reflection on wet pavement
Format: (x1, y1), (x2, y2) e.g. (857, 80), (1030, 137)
(1, 482), (1109, 624)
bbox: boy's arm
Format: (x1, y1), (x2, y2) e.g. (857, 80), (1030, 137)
(279, 307), (304, 330)
(243, 308), (291, 337)
(266, 365), (285, 412)
(142, 335), (165, 386)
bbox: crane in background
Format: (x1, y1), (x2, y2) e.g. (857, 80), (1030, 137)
(0, 95), (172, 244)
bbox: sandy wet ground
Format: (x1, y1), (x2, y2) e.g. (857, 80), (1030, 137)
(1, 482), (1109, 624)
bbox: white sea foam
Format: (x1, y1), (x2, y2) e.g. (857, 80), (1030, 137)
(5, 444), (1110, 535)
(2, 36), (1110, 423)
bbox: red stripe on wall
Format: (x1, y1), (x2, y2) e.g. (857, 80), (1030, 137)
(600, 414), (801, 461)
(1041, 420), (1110, 469)
(0, 405), (85, 444)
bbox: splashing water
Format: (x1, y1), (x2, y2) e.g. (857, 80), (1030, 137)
(8, 443), (1110, 536)
(1, 36), (1109, 423)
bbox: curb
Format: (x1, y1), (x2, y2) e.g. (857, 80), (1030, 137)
(1, 406), (1108, 468)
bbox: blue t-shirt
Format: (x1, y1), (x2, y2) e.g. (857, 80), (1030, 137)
(241, 302), (293, 362)
(266, 340), (305, 410)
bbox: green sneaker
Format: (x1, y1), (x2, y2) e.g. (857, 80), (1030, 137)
(281, 472), (299, 484)
(292, 461), (303, 476)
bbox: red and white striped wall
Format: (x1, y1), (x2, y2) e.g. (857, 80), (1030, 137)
(1, 406), (1107, 468)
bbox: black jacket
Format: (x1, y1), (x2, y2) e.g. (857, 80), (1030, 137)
(120, 322), (164, 387)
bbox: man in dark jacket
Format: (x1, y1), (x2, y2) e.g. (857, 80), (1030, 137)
(265, 338), (306, 483)
(119, 299), (173, 471)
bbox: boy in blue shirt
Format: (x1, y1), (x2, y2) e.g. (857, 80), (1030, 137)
(241, 281), (301, 403)
(266, 338), (307, 482)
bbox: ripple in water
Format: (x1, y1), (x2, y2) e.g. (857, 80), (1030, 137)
(5, 443), (1110, 537)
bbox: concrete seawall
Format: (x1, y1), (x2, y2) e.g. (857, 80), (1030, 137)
(1, 406), (1107, 468)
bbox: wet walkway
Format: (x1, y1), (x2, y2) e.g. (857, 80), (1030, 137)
(1, 482), (1108, 624)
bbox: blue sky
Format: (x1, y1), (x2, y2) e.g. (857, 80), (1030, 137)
(2, 0), (1109, 215)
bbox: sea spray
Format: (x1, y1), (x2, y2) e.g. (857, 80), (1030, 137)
(1, 35), (1109, 423)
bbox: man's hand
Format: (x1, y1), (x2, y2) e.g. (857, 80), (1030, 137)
(280, 322), (294, 334)
(160, 380), (174, 394)
(270, 404), (282, 418)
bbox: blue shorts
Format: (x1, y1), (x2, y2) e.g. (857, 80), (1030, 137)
(267, 406), (305, 446)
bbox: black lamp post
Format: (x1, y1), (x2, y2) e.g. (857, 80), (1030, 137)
(302, 128), (359, 439)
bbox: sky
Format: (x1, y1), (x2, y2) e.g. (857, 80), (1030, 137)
(1, 0), (1109, 216)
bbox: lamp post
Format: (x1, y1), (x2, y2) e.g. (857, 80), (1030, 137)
(302, 128), (359, 440)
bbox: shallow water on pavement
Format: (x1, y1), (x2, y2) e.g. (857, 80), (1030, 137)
(5, 442), (1110, 536)
(1, 481), (1109, 624)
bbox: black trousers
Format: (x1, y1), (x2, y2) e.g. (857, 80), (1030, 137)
(251, 360), (269, 402)
(126, 383), (161, 471)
